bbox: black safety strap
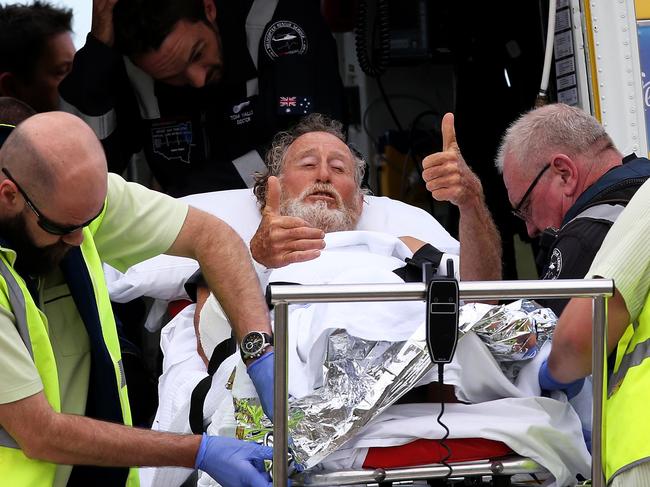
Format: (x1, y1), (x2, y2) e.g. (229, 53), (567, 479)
(189, 337), (236, 434)
(393, 243), (444, 283)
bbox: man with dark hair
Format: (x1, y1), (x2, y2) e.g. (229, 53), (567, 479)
(60, 0), (346, 197)
(0, 1), (74, 113)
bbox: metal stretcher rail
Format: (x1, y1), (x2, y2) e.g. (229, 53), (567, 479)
(269, 279), (614, 487)
(291, 456), (545, 486)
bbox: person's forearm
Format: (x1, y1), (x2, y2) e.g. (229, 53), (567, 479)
(28, 411), (200, 467)
(549, 293), (631, 383)
(177, 210), (271, 342)
(547, 298), (596, 382)
(458, 195), (502, 281)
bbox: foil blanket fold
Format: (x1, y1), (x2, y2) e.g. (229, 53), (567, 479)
(234, 299), (557, 469)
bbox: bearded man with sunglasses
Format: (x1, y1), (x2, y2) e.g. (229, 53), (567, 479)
(496, 103), (650, 315)
(0, 113), (281, 487)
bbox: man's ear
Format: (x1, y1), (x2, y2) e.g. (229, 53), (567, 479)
(203, 0), (217, 22)
(551, 155), (578, 196)
(0, 179), (20, 211)
(0, 72), (18, 98)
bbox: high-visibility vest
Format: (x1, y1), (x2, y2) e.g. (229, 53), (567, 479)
(604, 292), (650, 482)
(0, 221), (139, 486)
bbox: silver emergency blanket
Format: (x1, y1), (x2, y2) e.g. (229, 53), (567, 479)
(235, 324), (433, 469)
(234, 299), (557, 470)
(287, 326), (436, 468)
(459, 300), (557, 381)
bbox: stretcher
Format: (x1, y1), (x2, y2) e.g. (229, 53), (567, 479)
(105, 189), (602, 487)
(268, 279), (613, 487)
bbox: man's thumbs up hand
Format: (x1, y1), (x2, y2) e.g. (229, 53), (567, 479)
(251, 176), (325, 269)
(421, 113), (482, 211)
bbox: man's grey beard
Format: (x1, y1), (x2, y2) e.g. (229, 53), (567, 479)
(280, 183), (360, 233)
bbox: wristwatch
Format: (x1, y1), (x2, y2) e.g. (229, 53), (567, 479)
(240, 331), (274, 361)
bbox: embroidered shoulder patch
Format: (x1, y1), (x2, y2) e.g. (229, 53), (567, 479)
(544, 247), (563, 279)
(264, 20), (308, 59)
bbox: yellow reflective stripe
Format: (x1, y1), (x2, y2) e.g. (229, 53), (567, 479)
(0, 260), (31, 357)
(0, 259), (29, 449)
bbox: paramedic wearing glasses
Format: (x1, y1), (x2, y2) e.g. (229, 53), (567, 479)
(429, 103), (650, 316)
(0, 114), (278, 487)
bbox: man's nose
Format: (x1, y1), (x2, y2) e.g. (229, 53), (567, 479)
(186, 65), (208, 88)
(316, 161), (331, 181)
(61, 228), (84, 247)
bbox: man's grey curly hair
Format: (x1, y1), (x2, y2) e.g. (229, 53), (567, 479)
(253, 113), (367, 208)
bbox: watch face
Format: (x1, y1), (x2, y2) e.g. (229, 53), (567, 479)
(243, 332), (265, 355)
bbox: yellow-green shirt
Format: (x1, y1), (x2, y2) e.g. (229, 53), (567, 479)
(0, 174), (188, 487)
(588, 178), (650, 321)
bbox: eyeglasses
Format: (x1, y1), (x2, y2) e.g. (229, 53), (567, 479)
(511, 163), (550, 220)
(2, 168), (104, 236)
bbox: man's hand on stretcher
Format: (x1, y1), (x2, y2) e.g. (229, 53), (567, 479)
(251, 176), (325, 268)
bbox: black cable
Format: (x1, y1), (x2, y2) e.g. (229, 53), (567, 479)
(436, 364), (453, 480)
(355, 0), (390, 78)
(375, 76), (404, 133)
(399, 110), (442, 200)
(362, 95), (436, 144)
(355, 0), (405, 133)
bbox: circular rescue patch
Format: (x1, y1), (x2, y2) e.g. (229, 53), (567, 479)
(544, 247), (563, 279)
(264, 20), (308, 59)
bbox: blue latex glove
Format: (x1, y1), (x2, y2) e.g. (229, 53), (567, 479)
(538, 359), (585, 400)
(195, 434), (273, 487)
(247, 351), (274, 421)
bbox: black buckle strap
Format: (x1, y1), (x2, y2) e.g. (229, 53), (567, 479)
(189, 337), (236, 434)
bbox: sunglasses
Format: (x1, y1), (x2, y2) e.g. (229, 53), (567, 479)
(2, 168), (104, 236)
(511, 163), (550, 220)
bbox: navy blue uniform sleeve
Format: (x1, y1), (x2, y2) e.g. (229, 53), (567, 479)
(59, 34), (143, 175)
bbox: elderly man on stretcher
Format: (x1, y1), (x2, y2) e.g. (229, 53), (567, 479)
(121, 114), (590, 486)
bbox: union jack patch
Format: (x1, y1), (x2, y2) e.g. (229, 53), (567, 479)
(279, 96), (297, 107)
(278, 96), (312, 115)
